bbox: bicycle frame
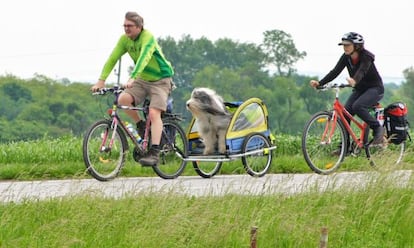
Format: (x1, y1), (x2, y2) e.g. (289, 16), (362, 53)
(98, 86), (151, 151)
(110, 109), (150, 148)
(322, 85), (370, 150)
(332, 98), (369, 149)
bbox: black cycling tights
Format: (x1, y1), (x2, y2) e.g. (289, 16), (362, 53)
(344, 87), (384, 129)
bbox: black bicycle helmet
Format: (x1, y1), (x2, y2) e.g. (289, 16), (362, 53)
(338, 32), (364, 45)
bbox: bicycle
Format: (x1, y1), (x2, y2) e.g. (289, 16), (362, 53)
(82, 86), (188, 181)
(302, 83), (405, 175)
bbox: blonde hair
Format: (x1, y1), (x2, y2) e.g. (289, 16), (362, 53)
(125, 11), (144, 27)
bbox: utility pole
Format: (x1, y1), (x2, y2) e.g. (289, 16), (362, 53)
(114, 58), (122, 85)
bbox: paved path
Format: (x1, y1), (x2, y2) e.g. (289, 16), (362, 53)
(0, 170), (412, 203)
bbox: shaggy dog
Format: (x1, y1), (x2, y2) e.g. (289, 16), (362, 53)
(186, 87), (232, 155)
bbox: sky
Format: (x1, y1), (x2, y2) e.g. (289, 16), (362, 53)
(1, 0), (413, 85)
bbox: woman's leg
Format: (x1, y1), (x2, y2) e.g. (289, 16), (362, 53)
(351, 87), (384, 144)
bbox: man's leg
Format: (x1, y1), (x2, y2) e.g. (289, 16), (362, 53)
(149, 108), (163, 145)
(139, 108), (163, 166)
(138, 78), (171, 166)
(118, 93), (141, 123)
(120, 85), (146, 136)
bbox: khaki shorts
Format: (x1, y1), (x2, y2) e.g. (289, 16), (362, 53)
(124, 77), (173, 111)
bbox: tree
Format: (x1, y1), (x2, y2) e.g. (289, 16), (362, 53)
(49, 101), (65, 122)
(158, 35), (215, 89)
(401, 67), (414, 100)
(18, 104), (54, 124)
(261, 30), (307, 77)
(211, 38), (265, 71)
(299, 77), (332, 114)
(399, 67), (414, 125)
(1, 82), (32, 102)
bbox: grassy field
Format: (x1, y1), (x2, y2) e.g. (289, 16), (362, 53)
(1, 136), (414, 246)
(1, 175), (414, 247)
(0, 134), (413, 180)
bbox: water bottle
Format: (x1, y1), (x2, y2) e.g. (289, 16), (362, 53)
(125, 122), (142, 143)
(375, 107), (385, 126)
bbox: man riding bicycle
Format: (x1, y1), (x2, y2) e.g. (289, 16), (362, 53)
(91, 11), (175, 166)
(310, 32), (385, 147)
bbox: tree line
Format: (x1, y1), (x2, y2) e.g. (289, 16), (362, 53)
(0, 30), (412, 143)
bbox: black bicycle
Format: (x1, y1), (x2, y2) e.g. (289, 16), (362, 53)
(82, 86), (188, 181)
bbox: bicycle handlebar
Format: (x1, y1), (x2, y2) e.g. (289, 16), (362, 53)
(316, 83), (352, 90)
(92, 86), (125, 95)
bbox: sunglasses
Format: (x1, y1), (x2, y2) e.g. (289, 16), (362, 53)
(123, 24), (137, 28)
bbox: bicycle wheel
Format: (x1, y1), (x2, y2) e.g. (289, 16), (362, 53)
(242, 132), (273, 177)
(367, 130), (405, 167)
(152, 120), (188, 179)
(193, 160), (223, 178)
(302, 111), (348, 175)
(83, 119), (128, 181)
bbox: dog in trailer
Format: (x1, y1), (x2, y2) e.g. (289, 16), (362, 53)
(186, 87), (232, 155)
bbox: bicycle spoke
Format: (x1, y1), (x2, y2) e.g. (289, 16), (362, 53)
(368, 139), (405, 168)
(302, 112), (347, 174)
(151, 120), (188, 179)
(83, 120), (127, 181)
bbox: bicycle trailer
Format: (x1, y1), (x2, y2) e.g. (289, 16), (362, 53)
(186, 97), (276, 158)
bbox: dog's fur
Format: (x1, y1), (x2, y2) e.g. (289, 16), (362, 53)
(186, 87), (232, 155)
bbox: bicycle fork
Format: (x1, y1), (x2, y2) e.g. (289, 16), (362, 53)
(320, 112), (338, 145)
(99, 118), (121, 153)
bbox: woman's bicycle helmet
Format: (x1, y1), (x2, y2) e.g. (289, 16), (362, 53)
(338, 32), (364, 45)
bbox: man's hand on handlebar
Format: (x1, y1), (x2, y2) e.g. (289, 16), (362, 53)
(91, 79), (105, 92)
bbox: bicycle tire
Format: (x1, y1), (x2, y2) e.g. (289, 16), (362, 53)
(302, 111), (348, 175)
(367, 129), (406, 167)
(82, 119), (128, 181)
(193, 161), (223, 178)
(241, 132), (273, 177)
(151, 120), (188, 179)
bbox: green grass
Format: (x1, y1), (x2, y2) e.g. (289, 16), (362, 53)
(1, 136), (414, 246)
(0, 134), (413, 180)
(1, 175), (414, 247)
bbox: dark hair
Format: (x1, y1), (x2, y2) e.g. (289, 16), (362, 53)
(354, 43), (365, 52)
(125, 12), (144, 27)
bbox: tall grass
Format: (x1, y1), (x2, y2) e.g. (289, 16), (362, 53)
(1, 174), (413, 247)
(1, 136), (413, 246)
(0, 135), (83, 163)
(0, 134), (412, 180)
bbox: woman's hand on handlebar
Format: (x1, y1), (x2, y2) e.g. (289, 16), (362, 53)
(346, 77), (356, 87)
(309, 80), (320, 88)
(91, 79), (105, 92)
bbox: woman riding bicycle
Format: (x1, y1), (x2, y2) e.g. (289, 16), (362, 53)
(309, 32), (385, 146)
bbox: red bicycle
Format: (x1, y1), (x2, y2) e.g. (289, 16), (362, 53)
(302, 83), (405, 175)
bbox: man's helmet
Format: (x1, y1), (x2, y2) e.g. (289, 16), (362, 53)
(338, 32), (364, 45)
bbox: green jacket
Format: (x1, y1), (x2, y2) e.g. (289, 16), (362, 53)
(99, 29), (174, 81)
